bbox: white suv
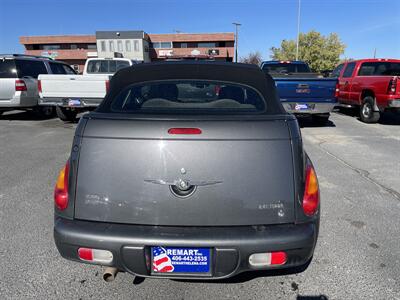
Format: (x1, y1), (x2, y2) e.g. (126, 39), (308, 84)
(0, 54), (76, 118)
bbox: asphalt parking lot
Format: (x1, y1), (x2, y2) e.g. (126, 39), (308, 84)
(0, 110), (399, 300)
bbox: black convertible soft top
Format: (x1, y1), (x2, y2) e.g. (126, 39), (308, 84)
(97, 61), (286, 114)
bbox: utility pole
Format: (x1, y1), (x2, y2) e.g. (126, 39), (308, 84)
(296, 0), (301, 61)
(232, 22), (241, 63)
(373, 48), (377, 58)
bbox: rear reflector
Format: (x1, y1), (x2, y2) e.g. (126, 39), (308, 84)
(78, 248), (113, 264)
(38, 80), (42, 93)
(15, 79), (27, 91)
(105, 80), (110, 93)
(249, 252), (287, 267)
(168, 128), (202, 135)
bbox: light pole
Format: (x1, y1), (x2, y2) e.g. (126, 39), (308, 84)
(296, 0), (301, 61)
(232, 22), (241, 62)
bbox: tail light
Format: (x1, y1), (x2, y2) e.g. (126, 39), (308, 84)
(38, 80), (42, 93)
(387, 77), (398, 95)
(168, 128), (202, 135)
(334, 82), (340, 98)
(54, 160), (70, 210)
(15, 79), (27, 91)
(302, 162), (319, 216)
(105, 80), (110, 93)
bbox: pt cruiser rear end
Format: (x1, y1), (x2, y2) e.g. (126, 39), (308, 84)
(54, 62), (320, 281)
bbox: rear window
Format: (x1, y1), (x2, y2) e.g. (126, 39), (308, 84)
(110, 80), (266, 114)
(49, 62), (76, 74)
(86, 60), (130, 74)
(262, 63), (310, 74)
(15, 60), (48, 78)
(358, 62), (400, 76)
(0, 59), (17, 78)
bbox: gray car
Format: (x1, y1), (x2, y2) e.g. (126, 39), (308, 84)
(54, 61), (320, 282)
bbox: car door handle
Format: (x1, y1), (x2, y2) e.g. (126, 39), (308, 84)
(344, 81), (349, 85)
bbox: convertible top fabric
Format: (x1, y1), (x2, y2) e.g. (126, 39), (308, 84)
(97, 61), (286, 114)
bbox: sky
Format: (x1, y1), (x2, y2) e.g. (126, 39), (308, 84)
(0, 0), (399, 60)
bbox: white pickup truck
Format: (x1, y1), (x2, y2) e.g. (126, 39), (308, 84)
(38, 58), (136, 121)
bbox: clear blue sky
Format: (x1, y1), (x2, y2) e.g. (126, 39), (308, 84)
(0, 0), (399, 60)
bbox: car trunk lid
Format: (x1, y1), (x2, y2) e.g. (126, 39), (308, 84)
(74, 116), (296, 226)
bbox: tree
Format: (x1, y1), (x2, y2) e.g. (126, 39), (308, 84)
(270, 31), (346, 72)
(239, 51), (263, 65)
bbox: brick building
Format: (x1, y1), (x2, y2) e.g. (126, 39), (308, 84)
(19, 31), (235, 73)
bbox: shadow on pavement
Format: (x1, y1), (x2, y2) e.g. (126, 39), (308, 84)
(0, 110), (56, 121)
(297, 117), (336, 128)
(335, 107), (400, 125)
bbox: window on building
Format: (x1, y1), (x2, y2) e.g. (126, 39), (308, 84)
(126, 40), (131, 52)
(88, 44), (97, 50)
(181, 43), (187, 48)
(42, 45), (61, 50)
(100, 41), (106, 52)
(70, 44), (77, 50)
(117, 41), (123, 52)
(134, 40), (140, 52)
(198, 42), (216, 48)
(109, 41), (114, 52)
(151, 42), (172, 49)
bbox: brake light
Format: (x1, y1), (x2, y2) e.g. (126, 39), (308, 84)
(54, 160), (70, 210)
(15, 79), (27, 91)
(334, 82), (340, 98)
(168, 128), (202, 135)
(302, 163), (319, 216)
(105, 80), (110, 93)
(38, 80), (42, 93)
(387, 77), (398, 95)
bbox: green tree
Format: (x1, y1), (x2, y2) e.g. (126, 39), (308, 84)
(239, 51), (263, 65)
(270, 31), (346, 72)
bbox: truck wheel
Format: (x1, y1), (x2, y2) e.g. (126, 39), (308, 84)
(312, 113), (330, 125)
(33, 106), (55, 119)
(360, 96), (380, 123)
(56, 107), (77, 122)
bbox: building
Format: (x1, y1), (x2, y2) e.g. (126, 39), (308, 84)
(95, 31), (150, 62)
(19, 31), (235, 73)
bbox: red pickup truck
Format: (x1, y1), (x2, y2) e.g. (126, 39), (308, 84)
(332, 59), (400, 123)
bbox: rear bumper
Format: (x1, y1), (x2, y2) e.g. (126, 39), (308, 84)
(282, 102), (336, 114)
(54, 217), (318, 279)
(0, 94), (37, 108)
(39, 97), (102, 108)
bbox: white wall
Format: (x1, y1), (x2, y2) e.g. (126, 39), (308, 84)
(97, 38), (149, 61)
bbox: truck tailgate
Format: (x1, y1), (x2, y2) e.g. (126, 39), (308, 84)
(274, 78), (337, 102)
(39, 74), (109, 99)
(74, 117), (297, 226)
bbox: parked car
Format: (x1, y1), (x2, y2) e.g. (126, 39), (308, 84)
(332, 58), (400, 123)
(53, 61), (320, 282)
(260, 60), (339, 124)
(0, 54), (76, 117)
(38, 58), (138, 121)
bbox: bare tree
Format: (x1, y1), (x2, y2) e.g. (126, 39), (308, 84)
(239, 51), (263, 65)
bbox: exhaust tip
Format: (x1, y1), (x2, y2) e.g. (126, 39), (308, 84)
(103, 267), (118, 282)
